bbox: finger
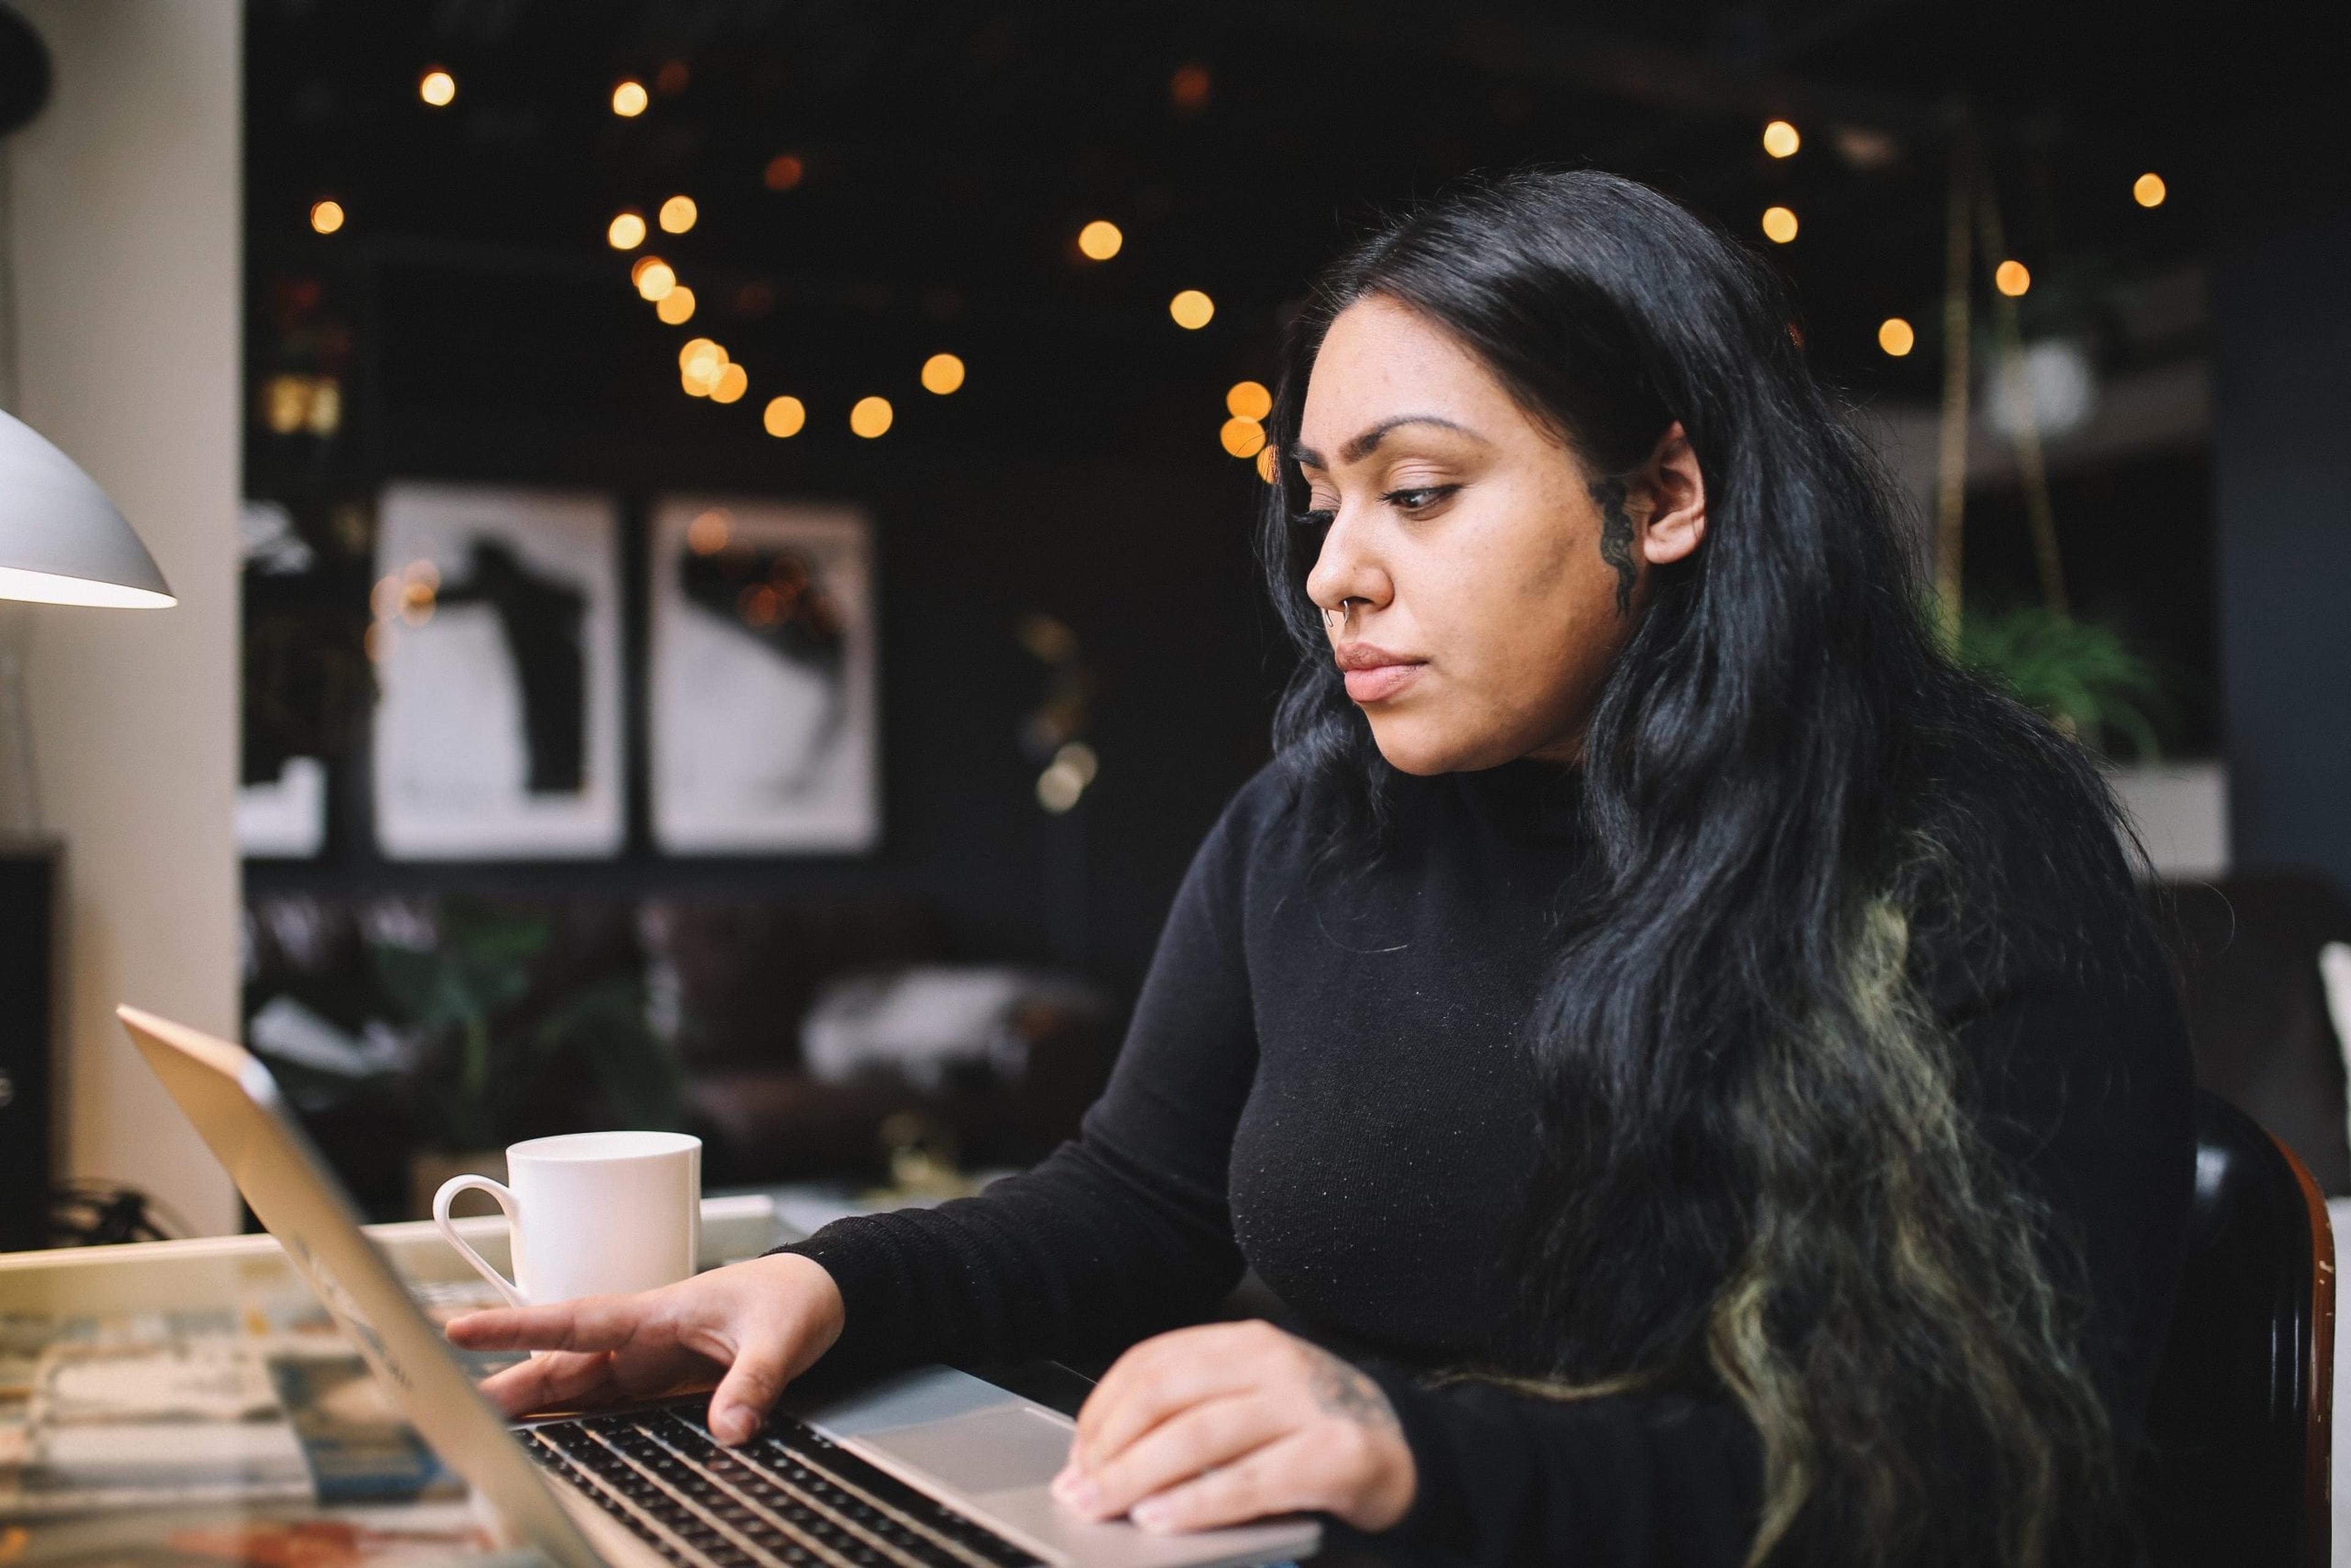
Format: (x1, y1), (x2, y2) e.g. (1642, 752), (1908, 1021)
(1073, 1324), (1284, 1472)
(447, 1295), (651, 1354)
(1127, 1433), (1307, 1536)
(705, 1324), (800, 1446)
(476, 1349), (621, 1416)
(1059, 1394), (1286, 1521)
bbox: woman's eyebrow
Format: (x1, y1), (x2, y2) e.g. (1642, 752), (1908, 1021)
(1293, 415), (1482, 472)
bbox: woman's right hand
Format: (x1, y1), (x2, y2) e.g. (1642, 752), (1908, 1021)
(445, 1252), (846, 1445)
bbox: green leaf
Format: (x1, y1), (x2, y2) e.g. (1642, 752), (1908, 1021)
(1957, 606), (2170, 761)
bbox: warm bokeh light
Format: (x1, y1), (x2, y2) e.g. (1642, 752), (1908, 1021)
(659, 195), (698, 234)
(612, 80), (648, 117)
(688, 509), (732, 554)
(419, 69), (456, 107)
(710, 364), (748, 404)
(763, 396), (807, 438)
(1878, 317), (1916, 356)
(607, 211), (646, 249)
(764, 154), (804, 190)
(1171, 63), (1212, 111)
(1220, 416), (1266, 458)
(1226, 380), (1272, 419)
(850, 396), (894, 438)
(636, 260), (677, 301)
(400, 578), (437, 626)
(679, 338), (726, 396)
(655, 286), (696, 325)
(1076, 220), (1123, 260)
(1995, 260), (2031, 297)
(1762, 119), (1800, 158)
(920, 353), (966, 395)
(1761, 205), (1798, 243)
(1255, 446), (1279, 483)
(1169, 290), (1215, 329)
(631, 255), (664, 285)
(309, 199), (345, 234)
(2134, 172), (2167, 208)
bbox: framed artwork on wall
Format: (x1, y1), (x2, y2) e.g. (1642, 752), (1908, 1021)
(648, 495), (880, 854)
(370, 482), (625, 860)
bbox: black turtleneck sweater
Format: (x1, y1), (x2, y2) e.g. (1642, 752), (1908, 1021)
(780, 759), (2195, 1566)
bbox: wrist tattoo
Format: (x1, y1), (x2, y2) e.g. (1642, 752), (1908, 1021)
(1590, 476), (1639, 617)
(1307, 1349), (1400, 1433)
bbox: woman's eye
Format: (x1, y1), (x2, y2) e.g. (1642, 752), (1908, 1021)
(1381, 485), (1460, 513)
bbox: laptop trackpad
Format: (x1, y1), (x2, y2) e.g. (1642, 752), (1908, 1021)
(863, 1406), (1073, 1495)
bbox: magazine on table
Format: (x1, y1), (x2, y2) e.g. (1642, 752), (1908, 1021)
(0, 1285), (521, 1521)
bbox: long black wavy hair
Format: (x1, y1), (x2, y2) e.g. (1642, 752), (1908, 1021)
(1258, 168), (2150, 1567)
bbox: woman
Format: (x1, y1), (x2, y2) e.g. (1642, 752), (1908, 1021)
(452, 169), (2194, 1567)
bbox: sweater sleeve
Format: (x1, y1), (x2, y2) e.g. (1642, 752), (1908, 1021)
(1359, 880), (2195, 1567)
(772, 771), (1283, 1378)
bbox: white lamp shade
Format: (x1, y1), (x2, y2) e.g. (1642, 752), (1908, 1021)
(0, 408), (174, 607)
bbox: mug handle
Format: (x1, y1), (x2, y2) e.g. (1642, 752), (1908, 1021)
(432, 1174), (529, 1308)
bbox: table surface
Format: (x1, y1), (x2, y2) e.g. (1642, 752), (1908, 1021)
(0, 1193), (1423, 1566)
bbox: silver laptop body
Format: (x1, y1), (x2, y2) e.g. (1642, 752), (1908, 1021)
(119, 1005), (1318, 1568)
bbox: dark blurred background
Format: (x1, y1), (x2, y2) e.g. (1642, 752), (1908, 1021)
(222, 0), (2351, 1218)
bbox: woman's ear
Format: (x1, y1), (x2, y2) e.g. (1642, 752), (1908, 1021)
(1640, 422), (1707, 566)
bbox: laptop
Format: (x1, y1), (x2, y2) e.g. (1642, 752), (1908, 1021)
(119, 1005), (1319, 1568)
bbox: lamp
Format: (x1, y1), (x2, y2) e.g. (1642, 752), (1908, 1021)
(0, 410), (174, 608)
(0, 408), (174, 834)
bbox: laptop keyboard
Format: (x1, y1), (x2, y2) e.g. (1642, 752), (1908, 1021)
(521, 1403), (1044, 1568)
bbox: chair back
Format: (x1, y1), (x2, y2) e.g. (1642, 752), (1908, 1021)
(2143, 1090), (2334, 1567)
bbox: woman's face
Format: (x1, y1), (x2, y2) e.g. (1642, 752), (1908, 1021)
(1295, 294), (1705, 775)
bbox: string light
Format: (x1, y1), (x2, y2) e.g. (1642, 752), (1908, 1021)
(2133, 172), (2167, 208)
(1760, 205), (1798, 244)
(1995, 260), (2031, 297)
(688, 509), (732, 553)
(309, 199), (345, 234)
(1255, 446), (1280, 483)
(763, 396), (807, 437)
(764, 154), (804, 190)
(612, 80), (648, 117)
(635, 260), (677, 301)
(656, 286), (696, 325)
(1226, 380), (1272, 419)
(419, 68), (456, 107)
(710, 364), (748, 404)
(1220, 417), (1265, 458)
(679, 339), (727, 396)
(659, 195), (698, 234)
(1169, 289), (1215, 329)
(1762, 119), (1800, 158)
(850, 396), (894, 438)
(1076, 220), (1123, 260)
(607, 211), (646, 249)
(1878, 317), (1916, 356)
(921, 353), (966, 394)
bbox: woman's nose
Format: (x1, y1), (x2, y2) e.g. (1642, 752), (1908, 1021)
(1305, 512), (1387, 619)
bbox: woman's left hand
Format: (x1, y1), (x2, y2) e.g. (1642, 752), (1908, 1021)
(1049, 1320), (1417, 1535)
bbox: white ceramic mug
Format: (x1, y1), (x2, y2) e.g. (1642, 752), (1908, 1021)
(432, 1130), (702, 1308)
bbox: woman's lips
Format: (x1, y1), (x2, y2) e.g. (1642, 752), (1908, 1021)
(1333, 645), (1427, 703)
(1343, 663), (1422, 702)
